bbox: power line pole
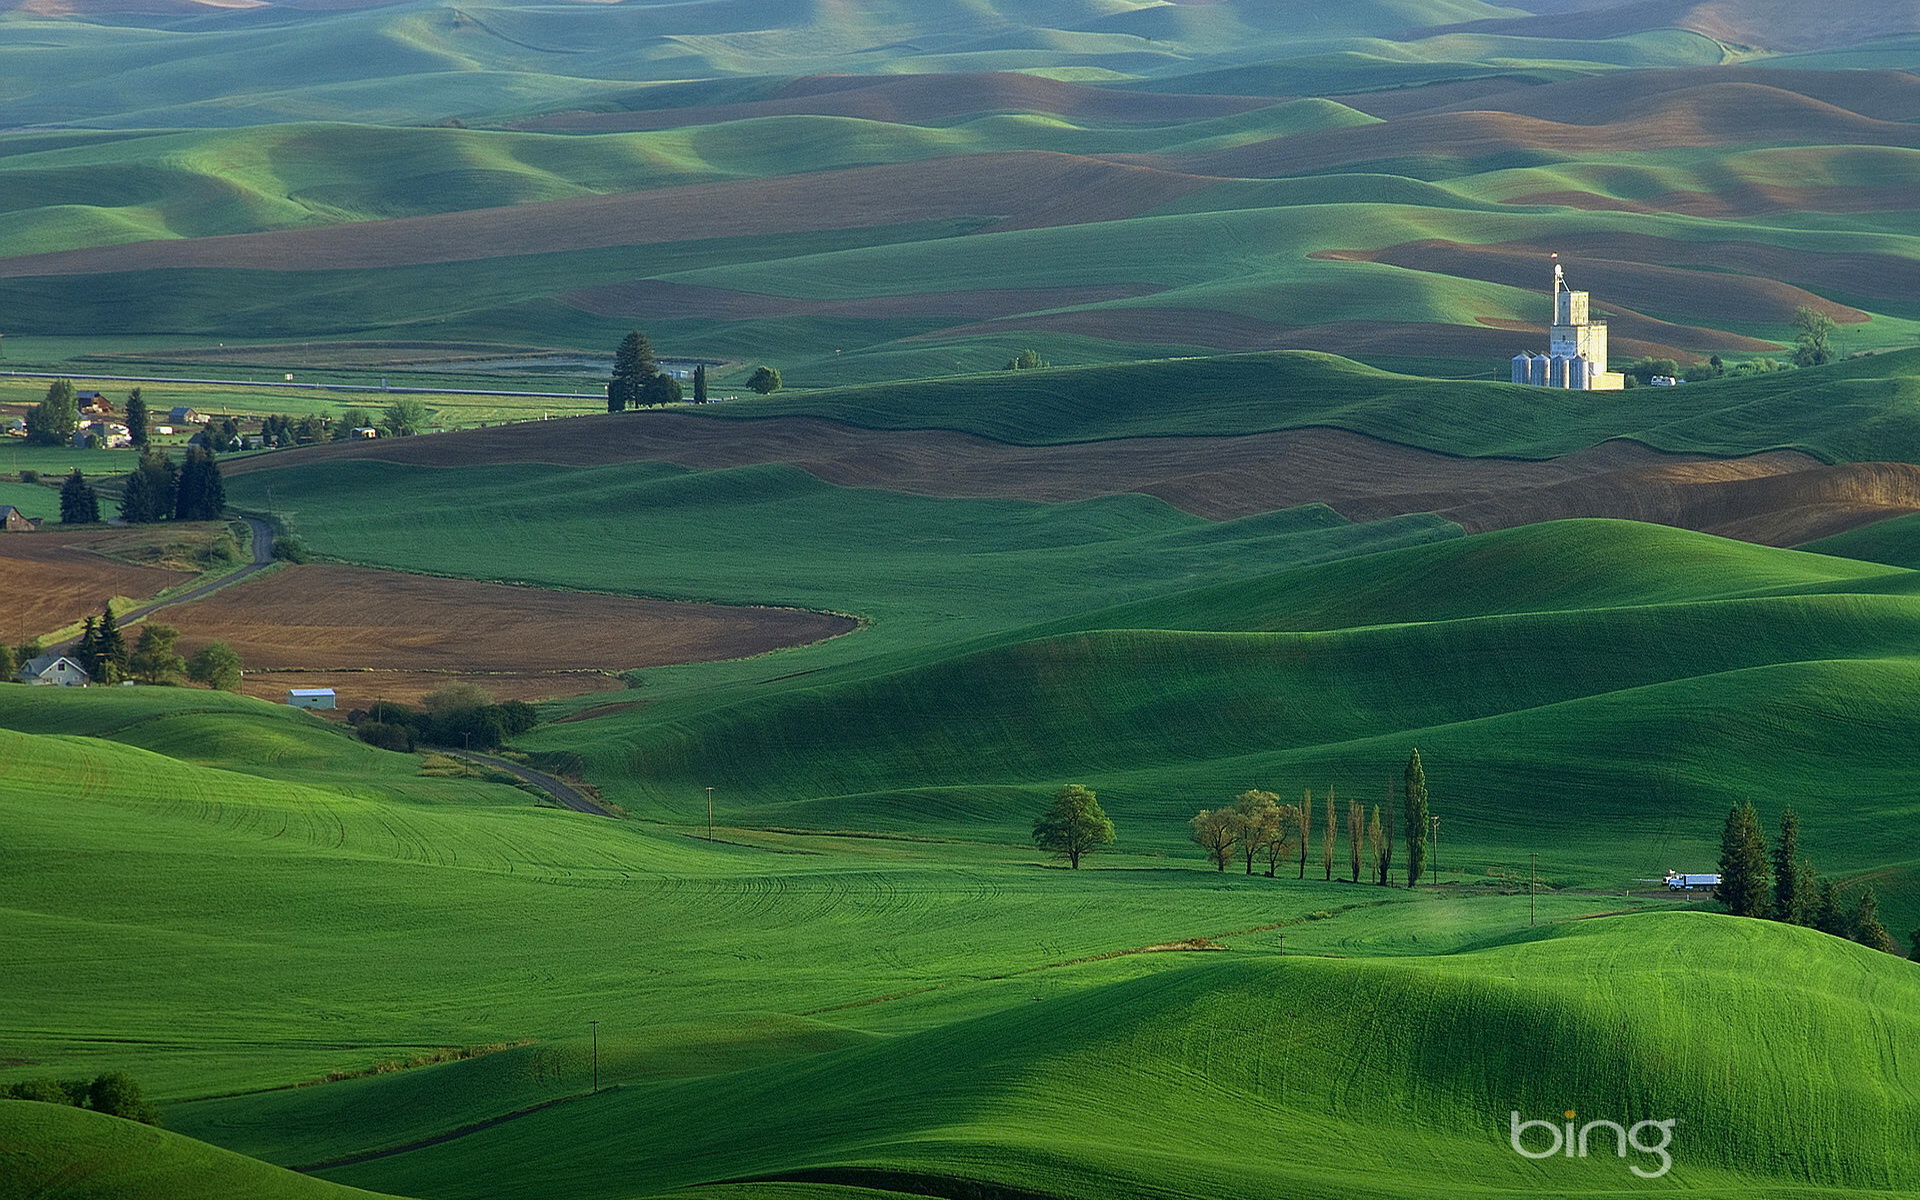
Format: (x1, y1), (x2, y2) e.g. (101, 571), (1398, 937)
(705, 786), (714, 842)
(1530, 852), (1537, 927)
(589, 1020), (599, 1095)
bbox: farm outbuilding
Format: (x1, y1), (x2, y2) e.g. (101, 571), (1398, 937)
(168, 407), (201, 424)
(1, 506), (39, 532)
(287, 688), (337, 710)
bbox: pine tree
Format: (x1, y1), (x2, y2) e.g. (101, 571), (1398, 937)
(1714, 802), (1772, 917)
(693, 364), (708, 405)
(1851, 887), (1897, 953)
(59, 470), (99, 524)
(125, 389), (148, 448)
(93, 603), (126, 684)
(1404, 749), (1429, 888)
(608, 331), (656, 412)
(74, 616), (99, 677)
(174, 447), (225, 521)
(1772, 809), (1811, 926)
(1812, 876), (1848, 937)
(119, 452), (177, 524)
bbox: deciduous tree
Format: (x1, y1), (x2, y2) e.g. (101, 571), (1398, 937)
(747, 366), (782, 395)
(1323, 786), (1337, 881)
(24, 379), (78, 446)
(1231, 790), (1282, 876)
(186, 641), (243, 691)
(1031, 784), (1115, 870)
(128, 622), (185, 685)
(1004, 349), (1048, 370)
(640, 372), (683, 408)
(1191, 807), (1237, 873)
(1404, 749), (1429, 888)
(382, 398), (428, 437)
(1348, 798), (1363, 883)
(1792, 306), (1836, 368)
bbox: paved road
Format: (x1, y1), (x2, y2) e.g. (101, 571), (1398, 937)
(445, 749), (615, 818)
(56, 516), (276, 650)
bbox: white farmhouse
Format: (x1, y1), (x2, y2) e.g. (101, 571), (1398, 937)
(18, 654), (91, 686)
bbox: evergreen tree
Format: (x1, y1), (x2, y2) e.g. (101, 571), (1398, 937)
(1404, 748), (1429, 888)
(119, 452), (177, 524)
(1812, 876), (1848, 937)
(174, 447), (225, 521)
(1713, 801), (1772, 917)
(1851, 887), (1897, 953)
(24, 379), (79, 446)
(693, 364), (708, 405)
(124, 389), (148, 448)
(73, 617), (98, 677)
(59, 470), (99, 524)
(1772, 808), (1812, 926)
(1030, 784), (1115, 869)
(93, 603), (126, 684)
(0, 642), (14, 682)
(608, 331), (656, 412)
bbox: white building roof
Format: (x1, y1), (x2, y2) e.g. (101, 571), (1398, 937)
(288, 688), (337, 697)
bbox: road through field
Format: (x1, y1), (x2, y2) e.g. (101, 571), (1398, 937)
(445, 749), (613, 817)
(53, 517), (276, 652)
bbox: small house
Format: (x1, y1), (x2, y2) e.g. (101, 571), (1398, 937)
(4, 417), (25, 437)
(1, 506), (37, 532)
(168, 407), (201, 424)
(287, 688), (337, 710)
(18, 654), (90, 686)
(352, 427), (380, 440)
(242, 435), (266, 450)
(77, 392), (113, 415)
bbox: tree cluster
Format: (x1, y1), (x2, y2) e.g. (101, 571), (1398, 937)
(23, 379), (78, 446)
(1004, 349), (1049, 371)
(118, 449), (225, 524)
(256, 413), (332, 447)
(349, 685), (538, 753)
(1716, 803), (1901, 954)
(607, 332), (684, 411)
(72, 603), (128, 684)
(3, 1072), (159, 1125)
(1188, 751), (1432, 887)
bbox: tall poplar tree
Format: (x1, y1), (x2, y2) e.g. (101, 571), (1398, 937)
(124, 388), (148, 447)
(693, 364), (708, 404)
(1714, 801), (1772, 917)
(1323, 786), (1337, 881)
(1348, 799), (1363, 883)
(1297, 790), (1312, 879)
(1772, 808), (1813, 926)
(1404, 749), (1429, 888)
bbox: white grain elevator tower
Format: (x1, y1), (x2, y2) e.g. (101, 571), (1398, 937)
(1510, 256), (1625, 390)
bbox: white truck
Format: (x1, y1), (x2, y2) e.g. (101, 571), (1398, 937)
(1664, 871), (1720, 891)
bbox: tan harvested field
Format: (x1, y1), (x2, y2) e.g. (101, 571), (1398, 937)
(162, 564), (857, 704)
(516, 72), (1269, 134)
(223, 410), (1916, 544)
(0, 154), (1217, 278)
(0, 528), (192, 642)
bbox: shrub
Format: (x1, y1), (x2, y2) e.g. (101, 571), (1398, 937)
(18, 470), (38, 484)
(357, 721), (414, 752)
(88, 1073), (160, 1125)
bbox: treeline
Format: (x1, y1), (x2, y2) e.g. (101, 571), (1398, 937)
(120, 447), (225, 523)
(349, 684), (537, 753)
(1189, 750), (1437, 887)
(1717, 803), (1908, 956)
(3, 1072), (160, 1125)
(42, 603), (245, 688)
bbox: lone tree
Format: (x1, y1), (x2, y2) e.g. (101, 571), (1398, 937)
(1031, 784), (1114, 869)
(693, 364), (708, 405)
(1403, 749), (1430, 888)
(1190, 807), (1237, 872)
(186, 641), (243, 692)
(59, 470), (99, 524)
(1792, 306), (1836, 368)
(382, 398), (428, 437)
(608, 331), (657, 412)
(124, 389), (148, 448)
(24, 379), (78, 446)
(1714, 801), (1772, 917)
(747, 366), (782, 395)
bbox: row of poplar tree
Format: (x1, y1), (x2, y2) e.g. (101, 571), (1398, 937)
(1716, 802), (1907, 955)
(1189, 749), (1436, 886)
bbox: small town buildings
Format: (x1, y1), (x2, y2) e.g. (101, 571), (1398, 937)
(0, 505), (39, 531)
(72, 421), (131, 449)
(18, 654), (90, 685)
(287, 688), (337, 710)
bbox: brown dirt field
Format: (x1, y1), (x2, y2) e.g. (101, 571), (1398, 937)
(0, 529), (192, 643)
(1315, 238), (1858, 333)
(514, 72), (1269, 134)
(160, 564), (856, 701)
(561, 281), (1162, 323)
(0, 154), (1218, 278)
(1185, 87), (1920, 178)
(1415, 0), (1920, 53)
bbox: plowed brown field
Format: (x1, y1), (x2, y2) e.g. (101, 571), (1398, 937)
(0, 529), (192, 643)
(159, 564), (854, 706)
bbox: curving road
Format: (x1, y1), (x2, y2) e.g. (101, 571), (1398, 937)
(58, 516), (276, 651)
(444, 749), (615, 818)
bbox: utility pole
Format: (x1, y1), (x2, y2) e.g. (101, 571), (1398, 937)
(589, 1020), (599, 1094)
(705, 786), (714, 842)
(1430, 814), (1440, 883)
(1530, 852), (1537, 927)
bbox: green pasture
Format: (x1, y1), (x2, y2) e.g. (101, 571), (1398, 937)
(0, 477), (57, 517)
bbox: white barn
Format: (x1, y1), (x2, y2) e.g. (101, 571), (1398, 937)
(287, 688), (337, 710)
